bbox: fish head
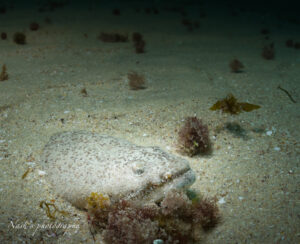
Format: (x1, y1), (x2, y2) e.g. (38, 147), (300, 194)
(110, 146), (196, 204)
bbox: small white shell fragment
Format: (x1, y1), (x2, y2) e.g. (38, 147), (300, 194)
(38, 170), (46, 176)
(274, 147), (280, 151)
(218, 197), (226, 204)
(266, 130), (272, 136)
(26, 161), (35, 166)
(163, 172), (172, 180)
(238, 196), (244, 200)
(64, 110), (70, 114)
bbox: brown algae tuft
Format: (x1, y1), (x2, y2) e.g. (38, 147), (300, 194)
(39, 201), (69, 220)
(210, 93), (260, 114)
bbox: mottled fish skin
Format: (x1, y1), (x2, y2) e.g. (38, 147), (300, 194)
(41, 131), (196, 209)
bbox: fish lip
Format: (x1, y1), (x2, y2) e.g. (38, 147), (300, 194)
(173, 169), (196, 189)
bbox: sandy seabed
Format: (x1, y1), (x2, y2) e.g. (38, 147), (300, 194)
(0, 1), (299, 243)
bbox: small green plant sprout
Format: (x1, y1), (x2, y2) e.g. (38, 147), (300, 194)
(210, 93), (260, 114)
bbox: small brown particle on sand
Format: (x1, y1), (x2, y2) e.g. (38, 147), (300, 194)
(128, 71), (146, 90)
(0, 64), (8, 81)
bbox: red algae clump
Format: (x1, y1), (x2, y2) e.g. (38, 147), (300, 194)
(177, 117), (210, 156)
(86, 190), (220, 244)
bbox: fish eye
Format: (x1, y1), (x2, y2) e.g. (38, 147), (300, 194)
(133, 168), (144, 175)
(131, 162), (145, 175)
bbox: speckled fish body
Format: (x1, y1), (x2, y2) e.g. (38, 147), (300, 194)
(41, 131), (196, 209)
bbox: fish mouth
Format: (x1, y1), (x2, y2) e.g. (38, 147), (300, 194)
(126, 168), (196, 204)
